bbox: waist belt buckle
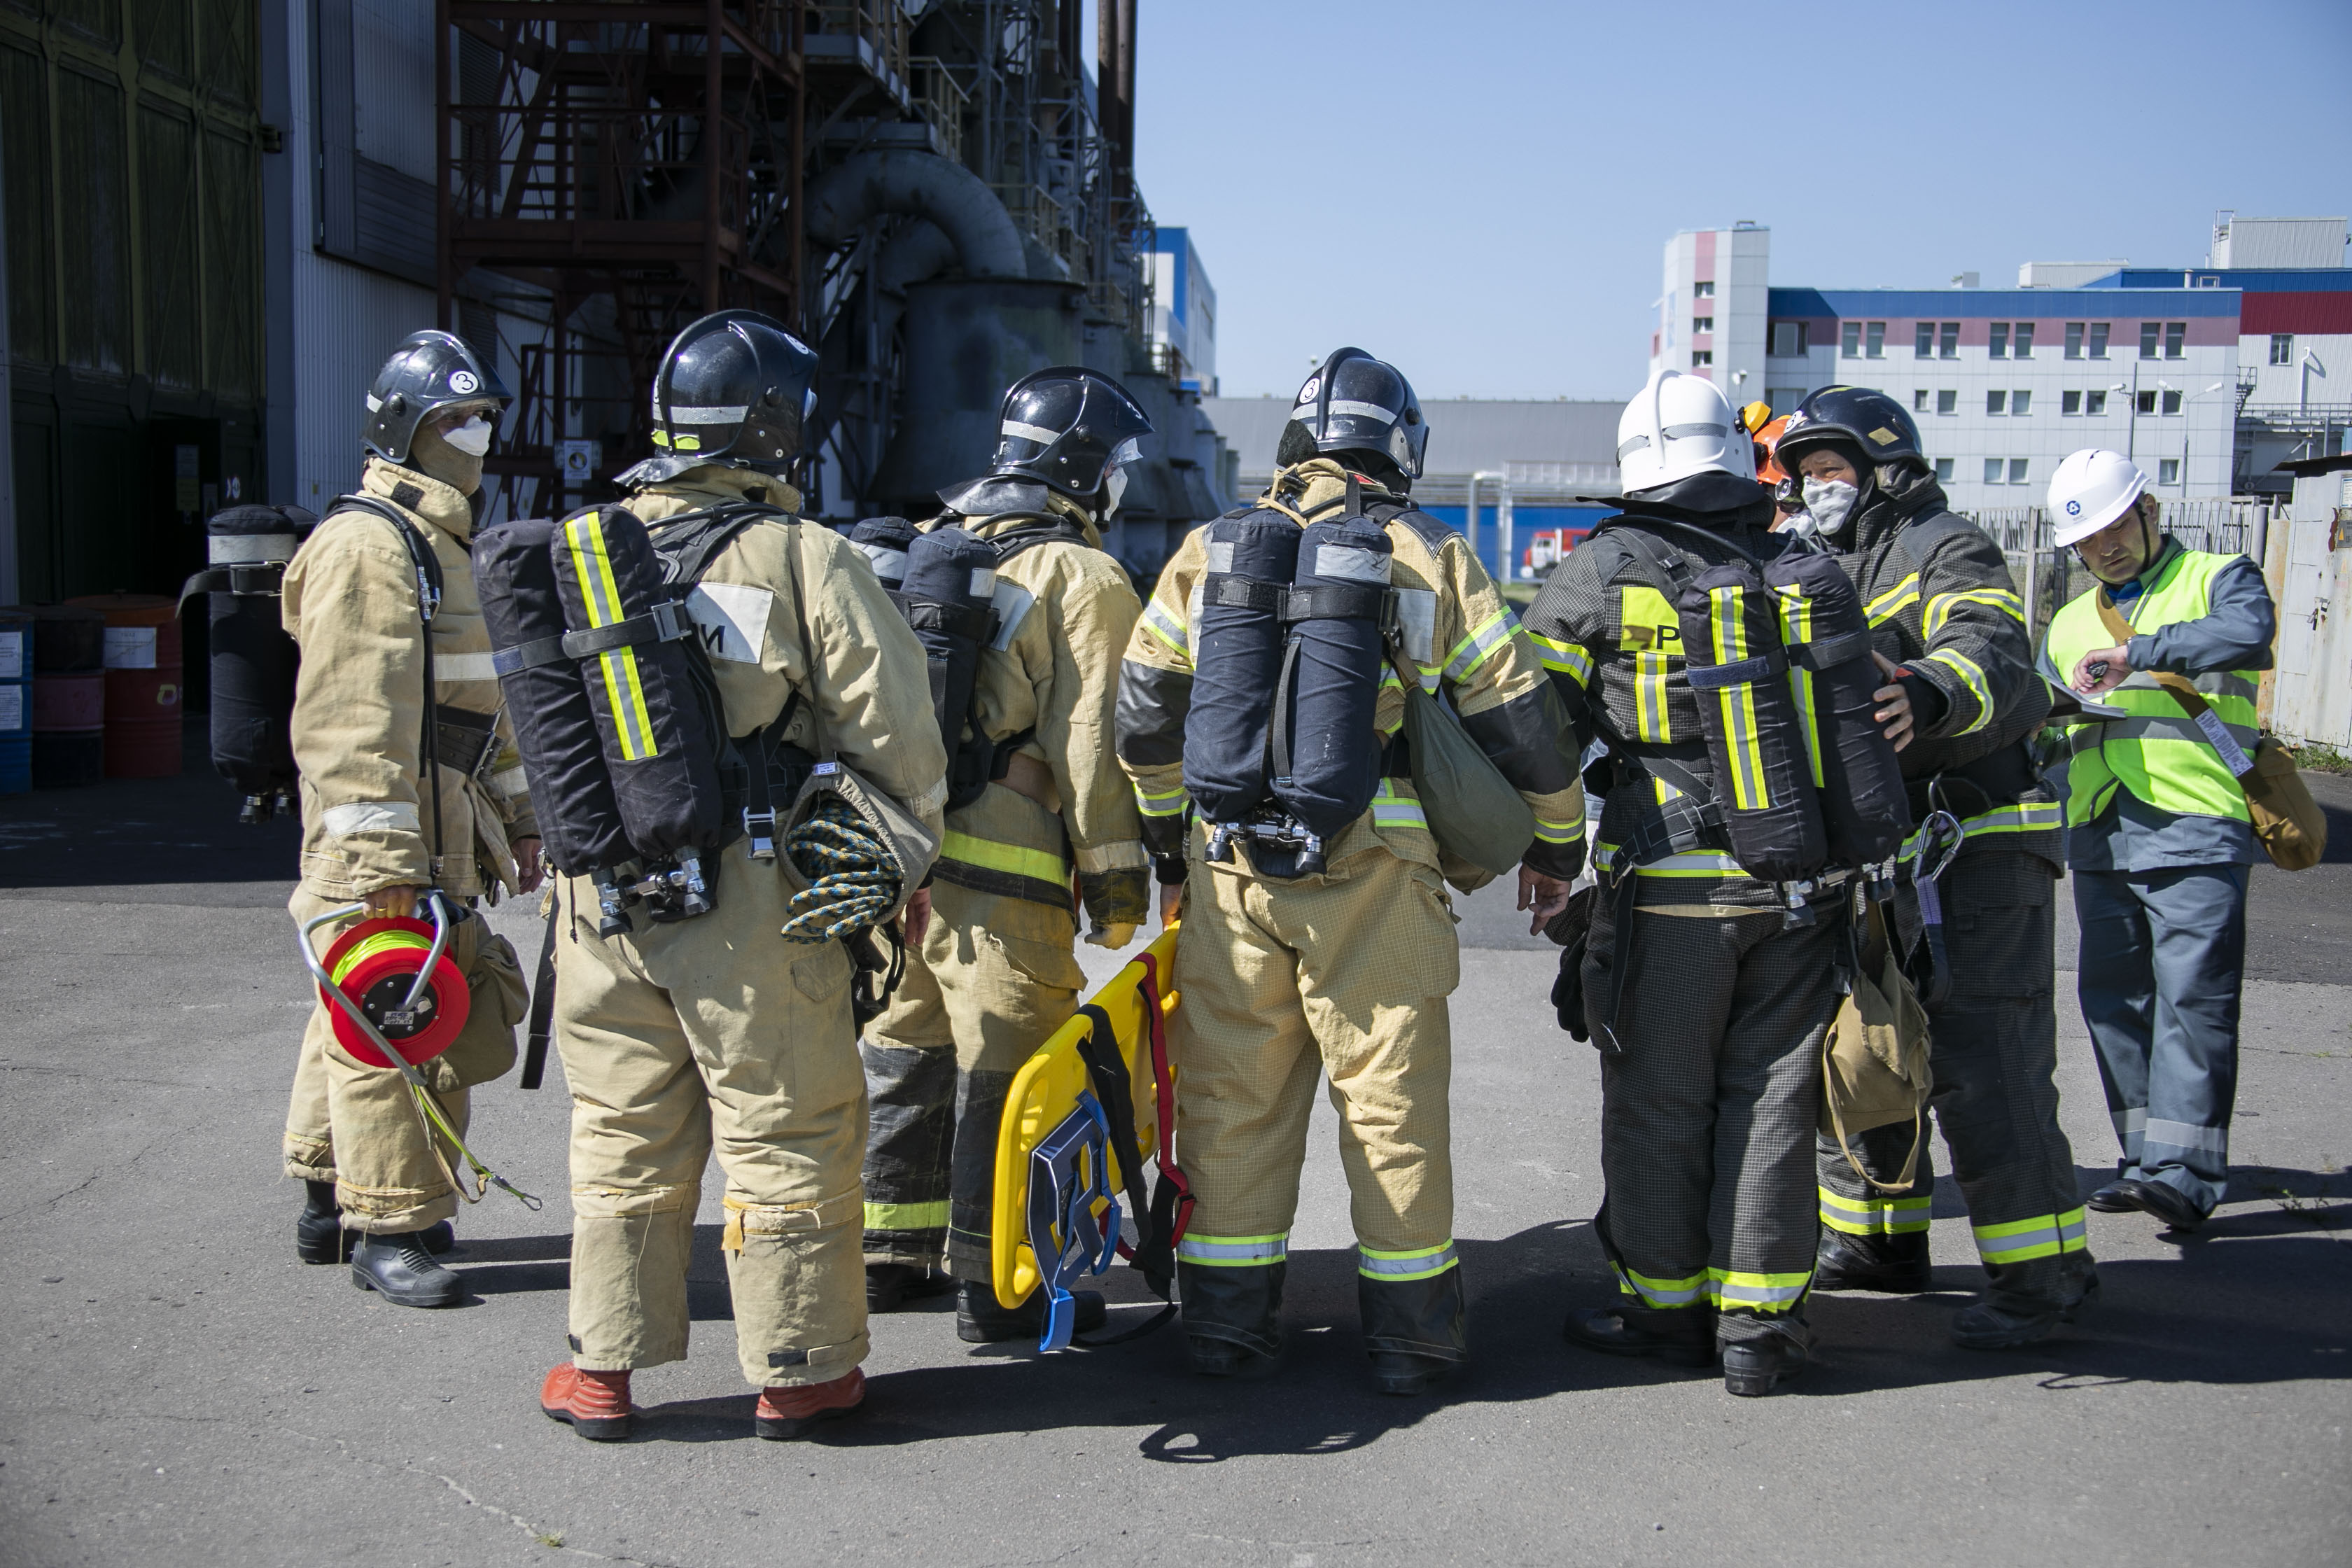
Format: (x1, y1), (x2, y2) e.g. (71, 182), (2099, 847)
(743, 808), (777, 862)
(649, 599), (694, 643)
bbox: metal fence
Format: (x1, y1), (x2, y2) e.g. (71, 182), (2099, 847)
(1957, 499), (2281, 637)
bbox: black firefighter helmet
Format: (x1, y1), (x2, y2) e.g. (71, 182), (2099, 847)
(1774, 385), (1926, 477)
(630, 309), (820, 486)
(981, 367), (1154, 502)
(1278, 348), (1429, 479)
(363, 330), (511, 464)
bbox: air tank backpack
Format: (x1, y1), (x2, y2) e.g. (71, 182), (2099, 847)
(176, 503), (319, 823)
(1182, 506), (1302, 833)
(1762, 551), (1910, 895)
(848, 514), (920, 589)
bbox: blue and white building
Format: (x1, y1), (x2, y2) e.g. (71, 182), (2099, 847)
(1147, 227), (1217, 393)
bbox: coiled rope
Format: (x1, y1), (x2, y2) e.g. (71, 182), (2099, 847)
(780, 797), (901, 943)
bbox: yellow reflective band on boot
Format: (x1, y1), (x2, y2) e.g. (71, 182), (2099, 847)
(1358, 1240), (1458, 1281)
(1529, 631), (1593, 687)
(564, 510), (659, 760)
(939, 830), (1068, 886)
(1708, 1268), (1812, 1312)
(1176, 1233), (1288, 1267)
(1613, 1263), (1710, 1308)
(1819, 1185), (1932, 1236)
(1973, 1207), (2090, 1266)
(864, 1200), (950, 1231)
(1134, 783), (1189, 819)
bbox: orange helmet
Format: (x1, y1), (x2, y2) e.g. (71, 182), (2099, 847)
(1753, 414), (1791, 486)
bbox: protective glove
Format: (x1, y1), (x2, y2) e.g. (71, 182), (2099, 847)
(1078, 864), (1149, 949)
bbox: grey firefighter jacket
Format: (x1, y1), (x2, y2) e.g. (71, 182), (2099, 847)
(284, 456), (538, 902)
(927, 482), (1148, 934)
(1830, 466), (2059, 868)
(1116, 458), (1585, 888)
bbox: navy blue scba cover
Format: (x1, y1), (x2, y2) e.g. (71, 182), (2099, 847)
(897, 525), (1002, 810)
(1270, 517), (1394, 840)
(1182, 509), (1302, 824)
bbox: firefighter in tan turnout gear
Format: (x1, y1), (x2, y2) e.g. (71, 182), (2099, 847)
(859, 368), (1151, 1343)
(533, 312), (947, 1443)
(1117, 349), (1585, 1394)
(281, 330), (539, 1307)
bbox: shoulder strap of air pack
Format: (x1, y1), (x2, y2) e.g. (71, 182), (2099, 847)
(1579, 523), (1726, 841)
(985, 514), (1096, 565)
(329, 493), (448, 864)
(488, 500), (775, 677)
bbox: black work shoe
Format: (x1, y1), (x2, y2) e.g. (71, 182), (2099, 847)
(1951, 1275), (2099, 1350)
(298, 1182), (454, 1264)
(1814, 1228), (1933, 1295)
(1560, 1305), (1718, 1368)
(2108, 1178), (2207, 1231)
(866, 1263), (953, 1312)
(1721, 1336), (1806, 1396)
(351, 1229), (466, 1308)
(2085, 1180), (2138, 1214)
(955, 1282), (1105, 1344)
(1189, 1336), (1284, 1379)
(1367, 1350), (1459, 1396)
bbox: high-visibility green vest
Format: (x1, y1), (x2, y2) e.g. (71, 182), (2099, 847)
(2044, 545), (2260, 827)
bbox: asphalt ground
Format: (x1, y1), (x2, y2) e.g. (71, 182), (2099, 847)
(2, 736), (2347, 1567)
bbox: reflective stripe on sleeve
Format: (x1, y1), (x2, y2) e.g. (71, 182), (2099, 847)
(1176, 1232), (1287, 1267)
(1972, 1208), (2090, 1265)
(1443, 609), (1520, 684)
(1141, 596), (1191, 659)
(863, 1200), (948, 1232)
(1529, 631), (1594, 687)
(1924, 587), (2026, 638)
(322, 800), (421, 838)
(1819, 1185), (1933, 1236)
(939, 830), (1068, 886)
(434, 650), (503, 682)
(1135, 783), (1190, 818)
(1359, 1240), (1458, 1282)
(1924, 648), (1995, 735)
(1865, 571), (1921, 626)
(1532, 815), (1581, 845)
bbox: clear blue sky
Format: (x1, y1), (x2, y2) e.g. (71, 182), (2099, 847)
(1131, 0), (2352, 402)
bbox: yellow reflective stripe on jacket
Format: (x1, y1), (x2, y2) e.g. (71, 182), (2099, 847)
(1819, 1185), (1933, 1236)
(1371, 786), (1429, 831)
(1176, 1232), (1287, 1266)
(1532, 814), (1581, 845)
(1359, 1240), (1458, 1281)
(863, 1199), (948, 1231)
(1899, 797), (2062, 860)
(1134, 782), (1189, 818)
(1140, 596), (1190, 659)
(1925, 587), (2026, 638)
(939, 829), (1068, 885)
(1444, 608), (1519, 684)
(1634, 650), (1674, 742)
(1924, 648), (1994, 735)
(1972, 1208), (2089, 1265)
(1614, 1263), (1710, 1308)
(1709, 1267), (1812, 1312)
(1866, 571), (1921, 626)
(563, 510), (658, 761)
(1530, 631), (1594, 687)
(1708, 584), (1769, 809)
(1592, 842), (1750, 880)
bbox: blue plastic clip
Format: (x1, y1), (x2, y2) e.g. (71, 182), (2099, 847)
(1025, 1091), (1124, 1352)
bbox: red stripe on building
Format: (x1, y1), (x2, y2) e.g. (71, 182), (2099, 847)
(2241, 293), (2352, 334)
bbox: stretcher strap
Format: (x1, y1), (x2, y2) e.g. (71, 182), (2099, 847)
(1068, 997), (1183, 1347)
(519, 906), (558, 1090)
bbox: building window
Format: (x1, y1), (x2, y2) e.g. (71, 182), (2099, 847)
(1989, 323), (2010, 358)
(1695, 316), (1714, 335)
(1984, 458), (2005, 485)
(2011, 389), (2032, 415)
(1913, 389), (1931, 412)
(2159, 458), (2180, 485)
(2086, 389), (2108, 415)
(2089, 322), (2110, 358)
(1987, 389), (2008, 414)
(1934, 458), (1954, 482)
(2013, 323), (2036, 358)
(2009, 458), (2031, 485)
(1936, 389), (1957, 414)
(1694, 280), (1714, 298)
(2164, 321), (2185, 358)
(1865, 321), (1886, 358)
(2062, 390), (2082, 414)
(1940, 322), (1959, 358)
(2136, 389), (2157, 415)
(2140, 322), (2160, 358)
(1690, 350), (1713, 367)
(2066, 322), (2085, 359)
(2271, 333), (2295, 365)
(1915, 322), (1935, 357)
(2160, 388), (2181, 414)
(1841, 321), (1861, 358)
(1770, 321), (1809, 357)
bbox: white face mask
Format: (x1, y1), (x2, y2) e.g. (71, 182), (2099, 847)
(440, 414), (494, 456)
(1102, 463), (1129, 520)
(1800, 476), (1859, 538)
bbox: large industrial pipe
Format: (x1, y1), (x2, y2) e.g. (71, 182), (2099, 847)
(1099, 0), (1135, 201)
(801, 150), (1028, 279)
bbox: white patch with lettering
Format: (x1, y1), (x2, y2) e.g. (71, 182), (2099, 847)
(685, 581), (772, 664)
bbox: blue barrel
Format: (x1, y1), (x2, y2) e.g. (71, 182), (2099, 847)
(0, 608), (27, 794)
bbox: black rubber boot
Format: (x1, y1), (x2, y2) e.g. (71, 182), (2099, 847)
(1721, 1331), (1807, 1396)
(867, 1263), (953, 1312)
(300, 1183), (453, 1264)
(1560, 1302), (1719, 1367)
(1952, 1256), (2100, 1350)
(350, 1229), (465, 1308)
(1359, 1267), (1468, 1396)
(1813, 1228), (1933, 1294)
(955, 1281), (1105, 1344)
(1178, 1260), (1284, 1377)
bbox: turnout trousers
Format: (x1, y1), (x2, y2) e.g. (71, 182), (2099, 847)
(2074, 862), (2250, 1217)
(1586, 899), (1835, 1347)
(1170, 846), (1467, 1363)
(281, 888), (526, 1233)
(860, 783), (1084, 1280)
(551, 858), (869, 1391)
(1816, 850), (2093, 1307)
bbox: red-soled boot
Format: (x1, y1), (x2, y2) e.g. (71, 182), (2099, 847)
(540, 1364), (634, 1443)
(753, 1367), (865, 1441)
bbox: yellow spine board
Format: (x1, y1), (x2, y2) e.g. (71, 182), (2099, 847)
(990, 927), (1182, 1310)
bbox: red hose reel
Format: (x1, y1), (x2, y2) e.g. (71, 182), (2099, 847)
(315, 916), (472, 1069)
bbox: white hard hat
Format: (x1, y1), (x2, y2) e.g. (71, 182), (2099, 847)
(1616, 368), (1754, 493)
(2047, 448), (2148, 547)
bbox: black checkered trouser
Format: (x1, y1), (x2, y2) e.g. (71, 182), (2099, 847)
(1585, 901), (1837, 1344)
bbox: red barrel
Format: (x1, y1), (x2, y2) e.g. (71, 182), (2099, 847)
(65, 594), (183, 778)
(31, 669), (104, 787)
